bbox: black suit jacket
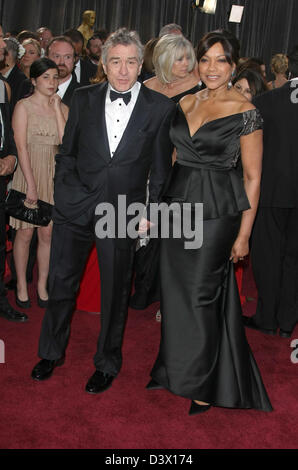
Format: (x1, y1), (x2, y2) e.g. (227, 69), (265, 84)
(253, 82), (298, 208)
(53, 82), (176, 226)
(77, 58), (97, 86)
(0, 80), (17, 196)
(6, 65), (27, 111)
(61, 74), (81, 108)
(0, 82), (17, 160)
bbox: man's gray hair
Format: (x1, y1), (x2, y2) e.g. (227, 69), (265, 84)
(101, 28), (144, 65)
(4, 37), (21, 62)
(159, 23), (183, 38)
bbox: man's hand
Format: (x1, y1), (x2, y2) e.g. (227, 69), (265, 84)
(0, 155), (17, 176)
(138, 216), (155, 235)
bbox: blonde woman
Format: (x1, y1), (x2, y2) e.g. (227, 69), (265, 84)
(267, 53), (288, 90)
(144, 33), (200, 99)
(19, 38), (41, 78)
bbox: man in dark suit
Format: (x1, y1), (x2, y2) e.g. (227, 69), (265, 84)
(46, 36), (81, 107)
(63, 29), (97, 86)
(0, 37), (27, 111)
(0, 26), (28, 322)
(31, 28), (175, 393)
(85, 33), (103, 66)
(243, 47), (298, 338)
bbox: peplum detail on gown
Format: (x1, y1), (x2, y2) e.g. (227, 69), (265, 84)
(163, 107), (263, 219)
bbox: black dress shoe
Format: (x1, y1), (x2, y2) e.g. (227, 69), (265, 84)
(279, 329), (293, 338)
(85, 370), (114, 394)
(129, 290), (158, 310)
(129, 292), (149, 310)
(242, 316), (277, 335)
(189, 401), (211, 415)
(15, 291), (31, 309)
(146, 379), (164, 390)
(31, 358), (65, 381)
(36, 291), (48, 308)
(0, 300), (28, 322)
(5, 279), (17, 290)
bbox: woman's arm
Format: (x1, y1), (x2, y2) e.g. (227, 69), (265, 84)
(49, 94), (69, 143)
(230, 128), (263, 262)
(12, 101), (38, 204)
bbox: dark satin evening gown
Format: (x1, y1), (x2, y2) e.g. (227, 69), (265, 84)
(150, 107), (273, 411)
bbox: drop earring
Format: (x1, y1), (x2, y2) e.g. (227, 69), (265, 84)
(228, 69), (236, 89)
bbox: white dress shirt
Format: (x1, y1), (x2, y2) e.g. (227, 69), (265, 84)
(0, 80), (5, 151)
(74, 60), (81, 83)
(0, 108), (4, 152)
(57, 75), (72, 100)
(105, 81), (141, 157)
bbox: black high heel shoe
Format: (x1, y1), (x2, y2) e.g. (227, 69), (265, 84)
(15, 290), (31, 309)
(189, 401), (211, 415)
(37, 291), (48, 308)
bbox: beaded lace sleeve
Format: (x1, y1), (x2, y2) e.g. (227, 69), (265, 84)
(240, 108), (263, 136)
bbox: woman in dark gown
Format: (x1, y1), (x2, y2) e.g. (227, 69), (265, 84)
(147, 31), (273, 414)
(130, 33), (202, 311)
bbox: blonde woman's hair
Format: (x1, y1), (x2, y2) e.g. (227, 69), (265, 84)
(22, 38), (41, 57)
(91, 59), (107, 84)
(153, 34), (196, 84)
(270, 53), (288, 74)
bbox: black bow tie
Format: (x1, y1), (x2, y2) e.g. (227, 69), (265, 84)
(110, 89), (131, 105)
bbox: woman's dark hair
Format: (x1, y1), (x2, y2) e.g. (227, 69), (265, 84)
(30, 57), (58, 79)
(197, 30), (240, 65)
(232, 67), (267, 97)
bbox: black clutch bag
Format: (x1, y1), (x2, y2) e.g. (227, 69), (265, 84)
(5, 189), (53, 227)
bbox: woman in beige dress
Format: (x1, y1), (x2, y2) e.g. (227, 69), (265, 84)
(11, 58), (69, 308)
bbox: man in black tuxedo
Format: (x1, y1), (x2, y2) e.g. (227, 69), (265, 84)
(243, 47), (298, 338)
(0, 26), (27, 323)
(31, 28), (175, 393)
(46, 36), (81, 107)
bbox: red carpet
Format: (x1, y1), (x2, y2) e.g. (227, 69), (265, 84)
(0, 263), (298, 450)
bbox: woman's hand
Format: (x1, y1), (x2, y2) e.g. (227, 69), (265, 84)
(230, 236), (249, 263)
(49, 93), (62, 113)
(25, 186), (38, 205)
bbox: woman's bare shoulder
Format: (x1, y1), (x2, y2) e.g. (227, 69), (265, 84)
(144, 76), (159, 90)
(13, 98), (29, 113)
(239, 100), (256, 113)
(228, 88), (256, 113)
(179, 91), (200, 112)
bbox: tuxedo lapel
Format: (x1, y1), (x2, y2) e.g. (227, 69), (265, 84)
(88, 82), (111, 163)
(112, 84), (153, 161)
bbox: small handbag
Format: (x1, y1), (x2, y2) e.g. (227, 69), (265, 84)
(5, 189), (53, 226)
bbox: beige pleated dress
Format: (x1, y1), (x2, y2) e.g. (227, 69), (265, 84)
(10, 98), (60, 230)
